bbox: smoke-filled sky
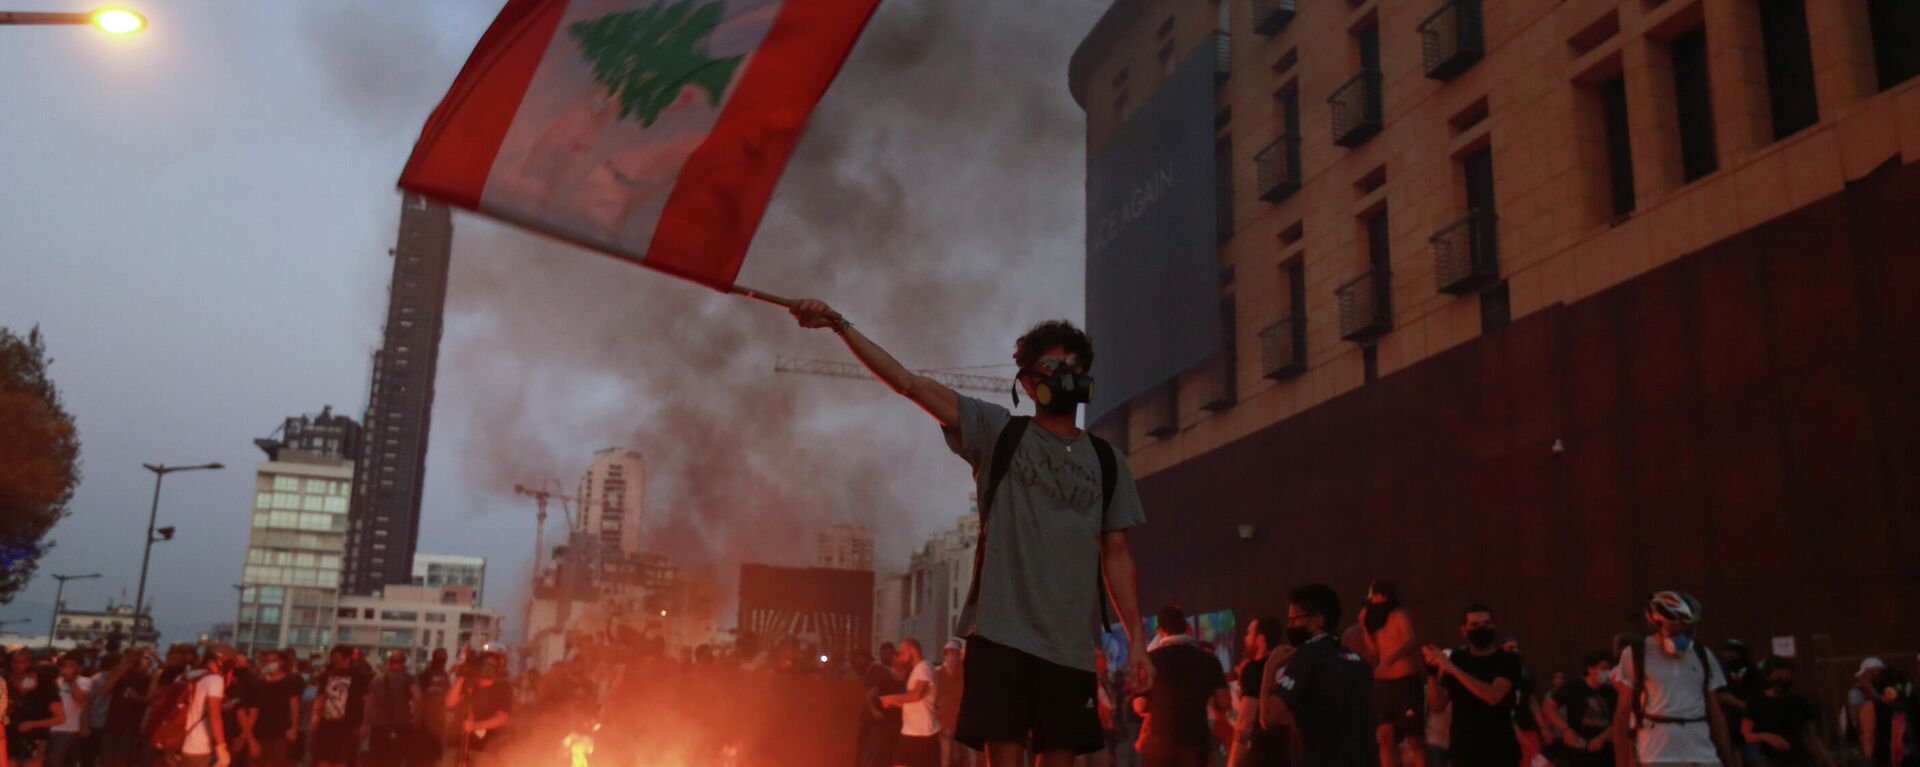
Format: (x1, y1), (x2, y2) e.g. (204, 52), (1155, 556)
(0, 0), (1104, 642)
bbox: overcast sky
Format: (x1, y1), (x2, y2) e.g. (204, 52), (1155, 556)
(1, 0), (1104, 643)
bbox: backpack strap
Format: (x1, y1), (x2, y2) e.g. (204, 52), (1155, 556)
(1632, 637), (1647, 728)
(960, 417), (1031, 611)
(1089, 435), (1118, 630)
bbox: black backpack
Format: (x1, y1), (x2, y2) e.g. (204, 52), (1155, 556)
(955, 416), (1119, 635)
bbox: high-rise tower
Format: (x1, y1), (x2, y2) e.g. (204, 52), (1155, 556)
(342, 194), (453, 595)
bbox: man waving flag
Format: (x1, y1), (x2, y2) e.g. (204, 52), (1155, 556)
(400, 0), (881, 291)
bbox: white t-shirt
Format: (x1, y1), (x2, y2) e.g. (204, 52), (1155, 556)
(1617, 639), (1727, 765)
(900, 660), (940, 737)
(51, 675), (93, 733)
(181, 672), (227, 756)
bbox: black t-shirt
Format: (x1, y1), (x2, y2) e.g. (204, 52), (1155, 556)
(1745, 690), (1817, 763)
(1143, 640), (1227, 753)
(105, 668), (152, 734)
(1443, 648), (1522, 765)
(466, 680), (514, 722)
(9, 671), (58, 738)
(1551, 680), (1618, 741)
(1513, 667), (1541, 731)
(246, 676), (305, 738)
(1271, 634), (1375, 767)
(314, 670), (371, 726)
(863, 663), (903, 730)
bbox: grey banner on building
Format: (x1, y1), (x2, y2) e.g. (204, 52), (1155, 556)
(1085, 44), (1223, 428)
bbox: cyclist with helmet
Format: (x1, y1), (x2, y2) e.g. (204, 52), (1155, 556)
(1612, 591), (1741, 767)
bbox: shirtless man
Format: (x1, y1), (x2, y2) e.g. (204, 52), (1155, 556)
(1358, 581), (1424, 767)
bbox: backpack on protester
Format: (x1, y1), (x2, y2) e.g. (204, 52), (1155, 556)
(144, 676), (208, 756)
(954, 416), (1119, 635)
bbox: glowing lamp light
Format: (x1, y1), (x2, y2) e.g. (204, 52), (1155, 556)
(658, 609), (668, 617)
(819, 654), (830, 663)
(92, 7), (145, 34)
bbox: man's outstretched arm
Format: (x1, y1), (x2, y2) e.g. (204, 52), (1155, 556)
(791, 299), (960, 426)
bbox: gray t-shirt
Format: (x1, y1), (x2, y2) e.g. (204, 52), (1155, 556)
(944, 395), (1146, 672)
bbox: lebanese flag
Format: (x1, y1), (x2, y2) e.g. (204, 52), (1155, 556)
(399, 0), (881, 290)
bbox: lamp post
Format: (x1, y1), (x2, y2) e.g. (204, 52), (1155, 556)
(48, 573), (102, 650)
(134, 462), (223, 638)
(0, 7), (146, 34)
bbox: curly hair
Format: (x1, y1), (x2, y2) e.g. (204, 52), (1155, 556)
(1014, 320), (1095, 372)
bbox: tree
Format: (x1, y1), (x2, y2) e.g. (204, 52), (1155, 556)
(0, 326), (81, 604)
(569, 0), (744, 128)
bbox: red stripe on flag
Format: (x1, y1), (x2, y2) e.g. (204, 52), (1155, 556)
(398, 0), (569, 209)
(644, 0), (883, 290)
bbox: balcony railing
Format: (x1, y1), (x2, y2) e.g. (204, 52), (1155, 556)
(1419, 0), (1484, 80)
(1336, 269), (1393, 341)
(1328, 70), (1383, 147)
(1431, 208), (1500, 294)
(1255, 134), (1302, 202)
(1252, 0), (1296, 35)
(1260, 315), (1307, 378)
(1214, 32), (1231, 83)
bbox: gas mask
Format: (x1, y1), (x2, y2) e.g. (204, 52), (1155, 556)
(1014, 357), (1094, 414)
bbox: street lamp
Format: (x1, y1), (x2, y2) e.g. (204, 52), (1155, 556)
(0, 7), (147, 34)
(48, 572), (102, 650)
(133, 462), (223, 638)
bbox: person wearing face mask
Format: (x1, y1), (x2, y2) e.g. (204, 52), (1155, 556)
(1420, 603), (1520, 767)
(1611, 590), (1739, 767)
(1259, 584), (1375, 767)
(445, 653), (512, 767)
(1544, 652), (1618, 767)
(789, 302), (1154, 767)
(239, 651), (302, 767)
(1739, 657), (1834, 767)
(308, 647), (370, 767)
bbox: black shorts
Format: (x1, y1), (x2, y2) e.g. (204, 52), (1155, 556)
(953, 635), (1104, 755)
(311, 720), (359, 763)
(1374, 675), (1426, 740)
(893, 734), (942, 767)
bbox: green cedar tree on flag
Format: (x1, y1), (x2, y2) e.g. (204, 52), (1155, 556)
(399, 0), (881, 290)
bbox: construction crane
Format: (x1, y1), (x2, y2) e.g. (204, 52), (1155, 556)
(774, 356), (1015, 394)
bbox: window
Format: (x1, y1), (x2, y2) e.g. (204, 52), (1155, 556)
(302, 495), (323, 511)
(1366, 208), (1391, 277)
(1669, 27), (1718, 181)
(305, 479), (328, 493)
(274, 492), (300, 509)
(324, 497), (348, 513)
(381, 611), (419, 622)
(252, 513), (270, 528)
(255, 492), (272, 509)
(273, 476), (299, 491)
(425, 613), (447, 623)
(1599, 76), (1636, 216)
(258, 606), (282, 624)
(269, 510), (299, 528)
(248, 548), (266, 565)
(1757, 0), (1817, 139)
(1867, 0), (1920, 90)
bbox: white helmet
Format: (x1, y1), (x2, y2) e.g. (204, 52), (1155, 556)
(1647, 591), (1702, 624)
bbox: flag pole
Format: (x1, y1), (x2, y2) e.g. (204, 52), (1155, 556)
(729, 284), (796, 308)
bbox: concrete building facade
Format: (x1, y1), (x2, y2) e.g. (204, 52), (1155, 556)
(335, 584), (503, 667)
(238, 437), (354, 658)
(816, 523), (874, 572)
(577, 448), (646, 561)
(412, 553), (487, 606)
(1071, 0), (1920, 668)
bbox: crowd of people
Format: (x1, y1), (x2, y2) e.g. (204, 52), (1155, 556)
(1, 641), (514, 767)
(1081, 585), (1916, 767)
